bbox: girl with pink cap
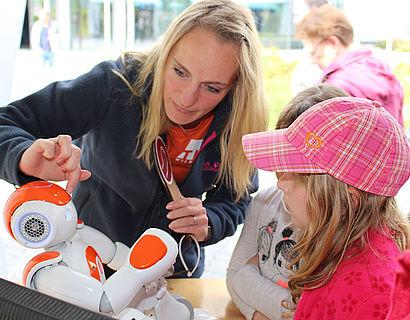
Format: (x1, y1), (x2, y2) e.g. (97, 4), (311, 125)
(242, 97), (410, 319)
(227, 84), (349, 320)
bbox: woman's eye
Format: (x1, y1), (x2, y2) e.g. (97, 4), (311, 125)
(174, 67), (185, 77)
(206, 85), (220, 93)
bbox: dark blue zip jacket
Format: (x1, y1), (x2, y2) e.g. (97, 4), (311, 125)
(0, 57), (257, 277)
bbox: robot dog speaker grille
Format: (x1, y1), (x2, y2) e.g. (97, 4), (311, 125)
(19, 213), (50, 242)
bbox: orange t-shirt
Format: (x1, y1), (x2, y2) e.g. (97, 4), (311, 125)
(166, 113), (214, 184)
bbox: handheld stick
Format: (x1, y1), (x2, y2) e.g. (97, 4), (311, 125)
(153, 137), (200, 274)
(153, 136), (183, 201)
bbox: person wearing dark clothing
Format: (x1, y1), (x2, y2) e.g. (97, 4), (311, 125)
(0, 0), (268, 278)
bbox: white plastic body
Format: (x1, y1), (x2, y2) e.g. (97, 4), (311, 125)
(24, 226), (192, 319)
(11, 200), (77, 249)
(33, 264), (106, 311)
(76, 223), (117, 264)
(102, 228), (179, 314)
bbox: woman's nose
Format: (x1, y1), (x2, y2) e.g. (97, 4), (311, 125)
(180, 84), (198, 107)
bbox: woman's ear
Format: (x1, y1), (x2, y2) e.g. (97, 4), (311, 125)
(326, 35), (337, 45)
(327, 35), (348, 55)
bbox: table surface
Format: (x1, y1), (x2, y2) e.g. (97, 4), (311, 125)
(167, 278), (245, 320)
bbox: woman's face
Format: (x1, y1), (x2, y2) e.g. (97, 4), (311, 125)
(163, 27), (239, 126)
(276, 173), (308, 229)
(303, 37), (338, 70)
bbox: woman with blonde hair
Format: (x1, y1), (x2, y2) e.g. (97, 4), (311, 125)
(0, 0), (268, 277)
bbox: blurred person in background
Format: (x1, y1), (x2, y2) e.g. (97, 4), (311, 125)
(295, 4), (404, 127)
(292, 0), (328, 25)
(30, 9), (57, 68)
(290, 0), (328, 95)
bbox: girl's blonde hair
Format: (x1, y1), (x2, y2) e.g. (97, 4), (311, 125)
(119, 0), (267, 201)
(273, 84), (350, 318)
(288, 173), (409, 304)
(275, 84), (349, 130)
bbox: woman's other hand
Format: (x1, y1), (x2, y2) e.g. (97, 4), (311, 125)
(166, 197), (210, 241)
(19, 134), (91, 194)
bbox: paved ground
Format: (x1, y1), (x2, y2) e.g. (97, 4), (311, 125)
(0, 49), (409, 282)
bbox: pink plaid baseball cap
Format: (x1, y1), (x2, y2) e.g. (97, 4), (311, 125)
(242, 97), (410, 196)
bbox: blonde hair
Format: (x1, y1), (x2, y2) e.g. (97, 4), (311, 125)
(288, 173), (410, 305)
(118, 0), (267, 201)
(274, 85), (349, 318)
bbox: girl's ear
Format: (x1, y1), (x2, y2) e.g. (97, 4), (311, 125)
(347, 186), (360, 209)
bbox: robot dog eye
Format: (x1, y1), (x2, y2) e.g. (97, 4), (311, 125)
(20, 213), (50, 242)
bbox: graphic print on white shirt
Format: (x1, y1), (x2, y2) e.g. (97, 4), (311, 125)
(175, 139), (203, 165)
(258, 220), (299, 286)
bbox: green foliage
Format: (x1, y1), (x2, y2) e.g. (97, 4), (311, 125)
(393, 39), (410, 52)
(262, 47), (297, 129)
(394, 62), (410, 130)
(374, 40), (386, 50)
(374, 39), (410, 52)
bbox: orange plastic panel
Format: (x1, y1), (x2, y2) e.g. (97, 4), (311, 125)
(129, 235), (167, 269)
(22, 251), (61, 285)
(85, 246), (104, 281)
(4, 181), (71, 239)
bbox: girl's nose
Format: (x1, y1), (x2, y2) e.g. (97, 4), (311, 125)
(180, 84), (198, 107)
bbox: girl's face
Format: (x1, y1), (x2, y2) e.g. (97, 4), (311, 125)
(276, 173), (308, 229)
(163, 27), (238, 126)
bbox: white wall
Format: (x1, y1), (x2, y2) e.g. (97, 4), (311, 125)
(343, 0), (410, 44)
(0, 0), (26, 106)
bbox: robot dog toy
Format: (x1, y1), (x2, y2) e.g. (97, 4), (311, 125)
(3, 181), (194, 320)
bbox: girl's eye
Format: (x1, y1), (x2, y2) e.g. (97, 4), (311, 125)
(174, 67), (185, 77)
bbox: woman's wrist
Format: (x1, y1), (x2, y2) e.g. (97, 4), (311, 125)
(203, 225), (212, 241)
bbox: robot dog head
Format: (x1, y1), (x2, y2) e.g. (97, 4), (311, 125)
(4, 181), (78, 249)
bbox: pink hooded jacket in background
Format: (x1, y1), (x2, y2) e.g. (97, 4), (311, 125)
(320, 47), (404, 127)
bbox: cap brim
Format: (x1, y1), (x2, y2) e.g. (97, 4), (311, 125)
(242, 130), (326, 173)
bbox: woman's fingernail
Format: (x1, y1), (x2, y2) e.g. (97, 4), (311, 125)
(166, 203), (174, 209)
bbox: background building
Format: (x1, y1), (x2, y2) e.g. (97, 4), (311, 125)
(21, 0), (410, 51)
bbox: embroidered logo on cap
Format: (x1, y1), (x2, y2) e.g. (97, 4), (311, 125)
(306, 132), (322, 149)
